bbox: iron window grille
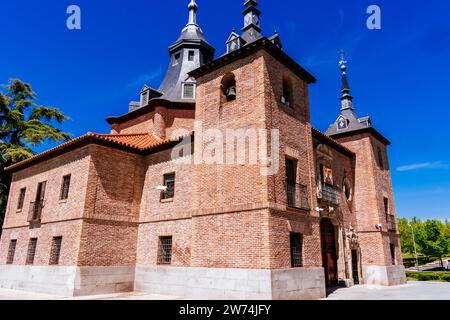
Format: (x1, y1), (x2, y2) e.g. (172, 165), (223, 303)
(182, 83), (195, 99)
(157, 236), (173, 265)
(290, 233), (303, 268)
(60, 175), (71, 200)
(161, 173), (175, 200)
(26, 238), (38, 265)
(50, 237), (63, 265)
(17, 188), (26, 210)
(6, 240), (17, 265)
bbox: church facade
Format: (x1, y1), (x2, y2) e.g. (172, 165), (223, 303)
(0, 0), (406, 299)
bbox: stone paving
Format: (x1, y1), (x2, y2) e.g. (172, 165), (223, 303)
(0, 281), (449, 300)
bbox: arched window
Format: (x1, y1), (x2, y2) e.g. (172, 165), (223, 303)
(221, 73), (236, 102)
(281, 77), (293, 107)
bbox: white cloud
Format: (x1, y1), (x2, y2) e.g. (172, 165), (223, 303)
(396, 161), (448, 172)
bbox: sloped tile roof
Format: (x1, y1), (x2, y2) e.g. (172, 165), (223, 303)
(5, 132), (192, 172)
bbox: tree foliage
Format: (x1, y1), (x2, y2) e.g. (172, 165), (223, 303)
(399, 217), (450, 264)
(0, 79), (71, 230)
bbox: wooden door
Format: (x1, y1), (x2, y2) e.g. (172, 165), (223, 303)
(321, 218), (338, 287)
(351, 250), (359, 285)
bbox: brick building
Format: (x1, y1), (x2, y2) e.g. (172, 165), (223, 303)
(0, 0), (406, 299)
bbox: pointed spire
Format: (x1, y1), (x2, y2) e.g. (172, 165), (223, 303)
(339, 50), (354, 111)
(187, 0), (198, 26)
(241, 0), (262, 43)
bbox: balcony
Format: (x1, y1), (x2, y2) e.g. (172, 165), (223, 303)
(318, 183), (340, 205)
(387, 215), (397, 231)
(286, 183), (310, 211)
(28, 201), (44, 223)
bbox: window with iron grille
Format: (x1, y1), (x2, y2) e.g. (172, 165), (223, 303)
(290, 233), (303, 268)
(26, 238), (38, 265)
(285, 158), (297, 207)
(60, 175), (71, 200)
(49, 237), (63, 265)
(157, 236), (173, 265)
(6, 240), (17, 265)
(17, 188), (26, 210)
(182, 83), (195, 99)
(161, 173), (175, 200)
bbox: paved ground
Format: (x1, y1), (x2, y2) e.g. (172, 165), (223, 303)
(325, 281), (450, 300)
(0, 281), (449, 300)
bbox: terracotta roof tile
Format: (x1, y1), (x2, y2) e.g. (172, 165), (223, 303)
(5, 132), (192, 172)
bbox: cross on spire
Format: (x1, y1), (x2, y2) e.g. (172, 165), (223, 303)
(187, 0), (198, 26)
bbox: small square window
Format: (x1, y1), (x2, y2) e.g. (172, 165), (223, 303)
(50, 237), (63, 265)
(7, 240), (17, 265)
(17, 188), (26, 210)
(182, 83), (195, 99)
(157, 236), (173, 265)
(290, 233), (303, 268)
(188, 50), (195, 61)
(161, 173), (175, 200)
(60, 175), (71, 200)
(26, 238), (38, 265)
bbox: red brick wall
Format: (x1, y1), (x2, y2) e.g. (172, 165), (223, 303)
(335, 133), (402, 266)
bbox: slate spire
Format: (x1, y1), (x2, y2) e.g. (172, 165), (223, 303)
(339, 50), (354, 111)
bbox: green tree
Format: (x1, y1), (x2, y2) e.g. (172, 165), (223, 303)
(0, 79), (71, 230)
(398, 218), (414, 257)
(415, 220), (450, 267)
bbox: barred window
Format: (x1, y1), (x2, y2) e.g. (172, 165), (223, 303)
(182, 83), (195, 99)
(60, 175), (71, 200)
(6, 240), (17, 265)
(26, 238), (38, 265)
(157, 236), (173, 265)
(161, 173), (175, 200)
(17, 188), (26, 210)
(49, 237), (63, 265)
(290, 233), (303, 268)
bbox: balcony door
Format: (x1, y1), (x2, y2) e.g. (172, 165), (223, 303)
(321, 218), (338, 287)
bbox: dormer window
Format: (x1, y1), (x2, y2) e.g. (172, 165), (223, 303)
(221, 73), (236, 102)
(281, 77), (293, 107)
(182, 83), (195, 99)
(337, 116), (348, 130)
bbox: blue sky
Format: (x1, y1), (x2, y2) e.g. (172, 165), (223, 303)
(1, 0), (449, 220)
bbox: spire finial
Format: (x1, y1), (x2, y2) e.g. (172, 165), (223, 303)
(339, 50), (353, 110)
(187, 0), (198, 26)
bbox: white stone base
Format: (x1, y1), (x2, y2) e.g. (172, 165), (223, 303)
(362, 265), (407, 286)
(135, 266), (326, 300)
(0, 266), (134, 297)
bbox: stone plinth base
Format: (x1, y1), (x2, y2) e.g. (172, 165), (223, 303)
(135, 266), (326, 300)
(0, 266), (134, 297)
(362, 265), (407, 286)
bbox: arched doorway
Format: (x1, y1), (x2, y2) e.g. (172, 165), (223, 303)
(321, 218), (338, 287)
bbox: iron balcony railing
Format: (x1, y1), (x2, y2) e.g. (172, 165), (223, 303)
(28, 201), (44, 223)
(387, 215), (397, 231)
(286, 182), (310, 210)
(319, 183), (340, 205)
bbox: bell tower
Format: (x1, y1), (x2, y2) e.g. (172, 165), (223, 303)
(325, 52), (406, 286)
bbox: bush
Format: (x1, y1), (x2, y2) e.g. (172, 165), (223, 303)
(416, 273), (440, 281)
(405, 271), (449, 281)
(440, 274), (450, 282)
